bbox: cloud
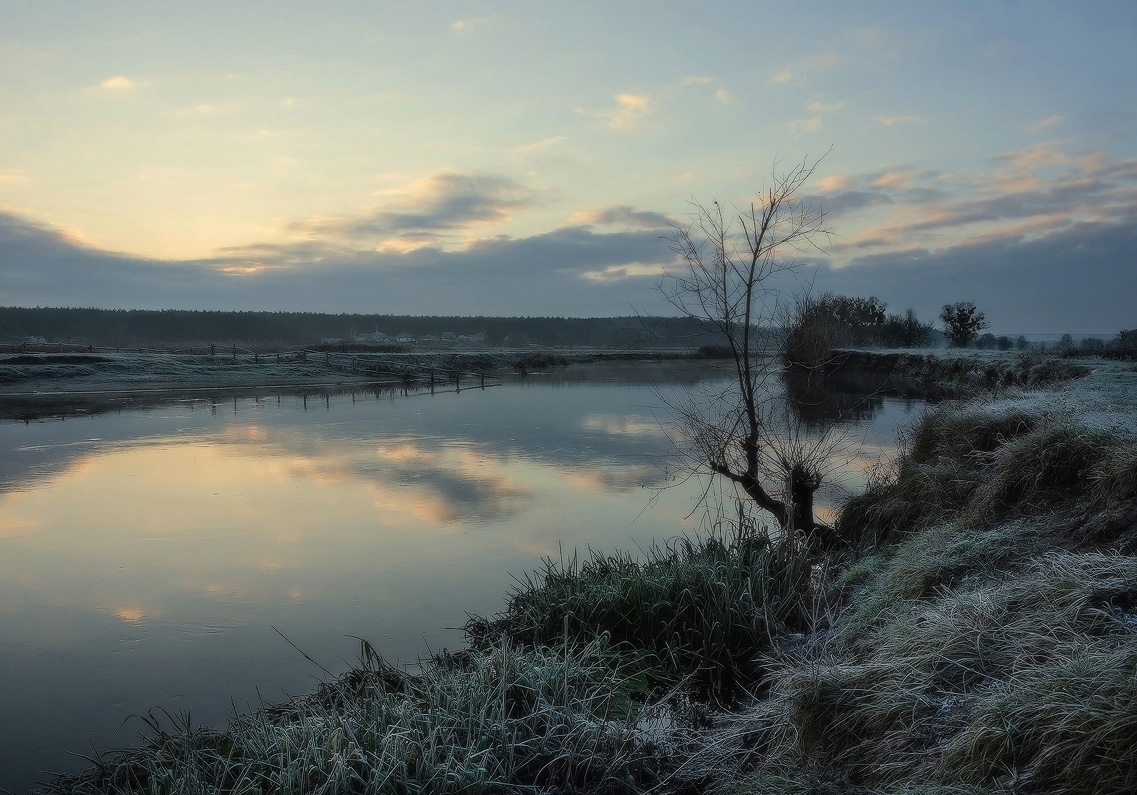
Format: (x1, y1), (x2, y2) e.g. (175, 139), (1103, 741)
(4, 145), (1133, 332)
(993, 142), (1067, 170)
(873, 114), (923, 127)
(581, 263), (663, 282)
(768, 51), (844, 86)
(768, 67), (797, 85)
(788, 117), (823, 134)
(584, 93), (651, 131)
(290, 172), (538, 249)
(826, 149), (1137, 270)
(1026, 115), (1064, 134)
(507, 136), (567, 167)
(449, 15), (499, 33)
(812, 216), (1137, 333)
(0, 208), (674, 316)
(578, 78), (729, 133)
(807, 101), (848, 114)
(811, 189), (894, 218)
(569, 205), (671, 229)
(816, 176), (851, 192)
(96, 75), (147, 93)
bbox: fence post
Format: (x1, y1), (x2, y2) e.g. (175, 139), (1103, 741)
(232, 345), (237, 361)
(210, 344), (215, 357)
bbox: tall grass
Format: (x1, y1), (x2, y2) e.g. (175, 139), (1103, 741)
(470, 533), (814, 700)
(652, 385), (1137, 794)
(38, 638), (670, 795)
(690, 548), (1137, 794)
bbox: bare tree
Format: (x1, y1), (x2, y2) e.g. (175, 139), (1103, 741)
(660, 156), (847, 542)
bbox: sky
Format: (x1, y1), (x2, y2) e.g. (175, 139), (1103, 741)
(1, 0), (1135, 333)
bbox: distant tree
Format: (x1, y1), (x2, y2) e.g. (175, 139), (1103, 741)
(940, 302), (989, 347)
(975, 333), (997, 350)
(1059, 333), (1075, 351)
(1079, 336), (1105, 354)
(816, 294), (887, 346)
(786, 293), (889, 361)
(996, 335), (1013, 351)
(882, 308), (934, 348)
(1016, 334), (1029, 351)
(1109, 329), (1137, 359)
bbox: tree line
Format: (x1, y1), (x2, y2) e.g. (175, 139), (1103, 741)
(0, 307), (734, 350)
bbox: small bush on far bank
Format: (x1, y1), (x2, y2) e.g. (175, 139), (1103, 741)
(695, 343), (734, 359)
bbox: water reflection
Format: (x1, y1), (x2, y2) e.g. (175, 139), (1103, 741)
(0, 363), (920, 792)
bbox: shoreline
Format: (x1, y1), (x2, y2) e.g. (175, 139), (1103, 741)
(0, 348), (691, 419)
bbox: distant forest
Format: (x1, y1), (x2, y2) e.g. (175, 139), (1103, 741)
(0, 307), (727, 349)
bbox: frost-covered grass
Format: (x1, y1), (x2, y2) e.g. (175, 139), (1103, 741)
(37, 639), (672, 795)
(470, 533), (814, 701)
(0, 351), (371, 392)
(673, 358), (1137, 795)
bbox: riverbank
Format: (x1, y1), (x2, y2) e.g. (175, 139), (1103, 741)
(30, 354), (1137, 794)
(818, 347), (1093, 399)
(0, 348), (689, 419)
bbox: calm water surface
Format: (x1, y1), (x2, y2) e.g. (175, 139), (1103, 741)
(0, 363), (920, 791)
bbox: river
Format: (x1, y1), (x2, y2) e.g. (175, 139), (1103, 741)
(0, 361), (921, 791)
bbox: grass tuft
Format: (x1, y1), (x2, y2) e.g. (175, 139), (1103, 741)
(970, 422), (1113, 517)
(907, 404), (1040, 463)
(471, 533), (814, 700)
